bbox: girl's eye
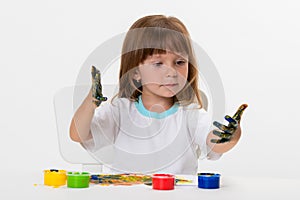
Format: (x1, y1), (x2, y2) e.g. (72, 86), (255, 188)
(153, 62), (163, 67)
(176, 60), (186, 66)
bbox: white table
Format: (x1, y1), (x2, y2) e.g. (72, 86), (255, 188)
(2, 171), (300, 200)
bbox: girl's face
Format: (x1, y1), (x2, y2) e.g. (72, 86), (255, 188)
(135, 51), (188, 99)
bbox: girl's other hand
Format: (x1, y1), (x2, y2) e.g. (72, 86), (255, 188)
(91, 66), (107, 106)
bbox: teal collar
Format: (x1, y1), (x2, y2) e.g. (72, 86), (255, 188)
(134, 95), (179, 119)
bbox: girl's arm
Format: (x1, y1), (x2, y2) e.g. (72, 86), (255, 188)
(69, 90), (97, 143)
(70, 66), (107, 143)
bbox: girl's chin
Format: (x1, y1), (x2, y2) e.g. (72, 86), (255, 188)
(145, 87), (180, 98)
(161, 91), (178, 98)
(150, 92), (176, 98)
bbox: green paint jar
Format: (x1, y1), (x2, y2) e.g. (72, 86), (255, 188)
(67, 172), (90, 188)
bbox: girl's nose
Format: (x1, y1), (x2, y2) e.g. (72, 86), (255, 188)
(165, 65), (177, 77)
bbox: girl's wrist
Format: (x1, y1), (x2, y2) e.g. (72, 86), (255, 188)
(85, 90), (98, 110)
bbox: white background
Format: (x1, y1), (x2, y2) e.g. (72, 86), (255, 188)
(1, 0), (299, 182)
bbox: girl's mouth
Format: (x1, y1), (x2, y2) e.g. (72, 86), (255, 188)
(162, 83), (178, 87)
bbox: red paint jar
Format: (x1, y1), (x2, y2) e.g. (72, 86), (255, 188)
(152, 174), (175, 190)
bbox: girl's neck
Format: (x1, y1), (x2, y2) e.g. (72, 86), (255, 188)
(141, 94), (174, 113)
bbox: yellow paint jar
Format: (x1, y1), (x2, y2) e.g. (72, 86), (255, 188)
(44, 169), (67, 187)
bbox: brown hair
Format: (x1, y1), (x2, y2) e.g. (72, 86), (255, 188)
(116, 15), (202, 108)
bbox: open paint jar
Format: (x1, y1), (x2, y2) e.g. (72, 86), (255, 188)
(44, 169), (67, 187)
(198, 173), (221, 189)
(152, 174), (175, 190)
(67, 172), (90, 188)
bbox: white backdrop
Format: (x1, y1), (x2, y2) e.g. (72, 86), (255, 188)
(1, 0), (299, 180)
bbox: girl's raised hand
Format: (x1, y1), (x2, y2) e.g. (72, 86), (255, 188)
(211, 104), (248, 143)
(91, 66), (107, 107)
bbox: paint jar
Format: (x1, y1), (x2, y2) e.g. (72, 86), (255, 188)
(44, 169), (67, 187)
(152, 174), (175, 190)
(67, 172), (90, 188)
(197, 173), (220, 189)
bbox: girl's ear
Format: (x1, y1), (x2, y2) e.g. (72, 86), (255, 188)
(133, 69), (141, 82)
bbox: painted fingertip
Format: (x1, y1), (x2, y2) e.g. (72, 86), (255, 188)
(210, 139), (219, 143)
(240, 104), (248, 110)
(212, 130), (221, 138)
(214, 130), (232, 138)
(101, 97), (108, 101)
(213, 121), (220, 126)
(212, 130), (221, 137)
(213, 121), (226, 130)
(210, 139), (224, 144)
(225, 115), (236, 124)
(211, 138), (230, 143)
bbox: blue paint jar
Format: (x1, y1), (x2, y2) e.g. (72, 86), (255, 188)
(198, 173), (221, 189)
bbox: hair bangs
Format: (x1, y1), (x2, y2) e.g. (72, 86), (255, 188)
(136, 28), (191, 61)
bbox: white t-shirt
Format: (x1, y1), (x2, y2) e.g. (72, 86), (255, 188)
(84, 96), (221, 174)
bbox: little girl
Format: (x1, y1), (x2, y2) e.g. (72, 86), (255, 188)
(69, 15), (247, 174)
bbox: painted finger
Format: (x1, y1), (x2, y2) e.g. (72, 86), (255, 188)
(225, 115), (238, 127)
(232, 104), (248, 122)
(91, 66), (98, 99)
(97, 96), (108, 101)
(213, 121), (227, 131)
(91, 66), (97, 79)
(213, 130), (232, 139)
(95, 73), (102, 95)
(213, 121), (236, 134)
(210, 138), (230, 144)
(95, 76), (107, 102)
(91, 66), (107, 104)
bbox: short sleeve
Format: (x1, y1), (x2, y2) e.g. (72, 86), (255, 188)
(187, 106), (222, 160)
(82, 101), (118, 152)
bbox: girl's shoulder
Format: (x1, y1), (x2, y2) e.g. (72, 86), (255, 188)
(110, 97), (131, 104)
(100, 97), (131, 107)
(181, 103), (207, 113)
(102, 97), (136, 113)
(181, 103), (211, 123)
(95, 97), (131, 113)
